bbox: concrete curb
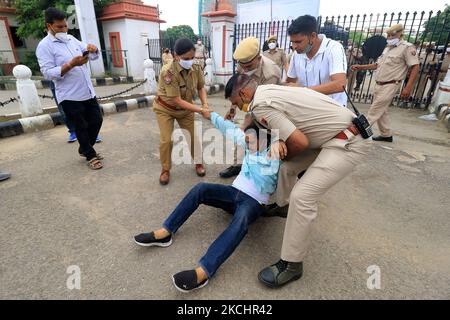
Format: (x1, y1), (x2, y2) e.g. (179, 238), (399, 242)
(0, 76), (135, 91)
(0, 96), (155, 139)
(205, 84), (224, 95)
(435, 103), (450, 132)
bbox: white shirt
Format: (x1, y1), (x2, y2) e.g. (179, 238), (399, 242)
(288, 34), (348, 107)
(36, 33), (99, 103)
(232, 174), (269, 205)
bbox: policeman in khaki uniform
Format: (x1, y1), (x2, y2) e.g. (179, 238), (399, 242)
(263, 35), (288, 75)
(162, 48), (173, 66)
(219, 37), (282, 179)
(153, 38), (208, 185)
(351, 24), (420, 142)
(224, 74), (371, 287)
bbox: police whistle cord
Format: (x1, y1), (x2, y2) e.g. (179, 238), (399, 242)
(97, 79), (148, 101)
(0, 97), (18, 107)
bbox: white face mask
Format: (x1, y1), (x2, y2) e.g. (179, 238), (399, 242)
(179, 59), (194, 70)
(268, 43), (277, 50)
(55, 32), (69, 42)
(387, 38), (400, 47)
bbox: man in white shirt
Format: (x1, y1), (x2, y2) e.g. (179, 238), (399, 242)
(36, 7), (103, 170)
(286, 15), (348, 107)
(265, 15), (348, 218)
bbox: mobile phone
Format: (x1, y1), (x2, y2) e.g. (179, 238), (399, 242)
(82, 51), (89, 57)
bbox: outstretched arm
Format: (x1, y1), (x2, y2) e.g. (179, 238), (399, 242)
(206, 111), (246, 148)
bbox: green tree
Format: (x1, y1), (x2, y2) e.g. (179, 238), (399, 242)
(164, 25), (198, 42)
(421, 5), (450, 45)
(16, 0), (116, 39)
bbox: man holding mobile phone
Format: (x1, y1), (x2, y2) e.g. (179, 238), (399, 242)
(37, 7), (104, 170)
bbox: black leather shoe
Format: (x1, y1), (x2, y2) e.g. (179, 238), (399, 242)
(258, 259), (303, 288)
(372, 135), (393, 142)
(219, 165), (242, 179)
(262, 204), (289, 218)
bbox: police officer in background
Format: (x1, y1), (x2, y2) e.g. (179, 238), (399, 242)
(263, 35), (288, 75)
(219, 37), (282, 179)
(194, 38), (208, 69)
(153, 38), (208, 185)
(162, 48), (173, 66)
(351, 24), (420, 142)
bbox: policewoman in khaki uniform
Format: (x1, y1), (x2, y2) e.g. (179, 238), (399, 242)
(219, 37), (282, 179)
(351, 24), (420, 142)
(153, 38), (208, 185)
(263, 35), (288, 75)
(225, 74), (371, 288)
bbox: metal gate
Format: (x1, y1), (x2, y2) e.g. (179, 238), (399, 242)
(146, 36), (212, 79)
(233, 10), (450, 108)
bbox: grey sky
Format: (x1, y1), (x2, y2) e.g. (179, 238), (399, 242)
(144, 0), (448, 33)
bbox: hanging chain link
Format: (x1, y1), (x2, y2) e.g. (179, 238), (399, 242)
(1, 79), (149, 107)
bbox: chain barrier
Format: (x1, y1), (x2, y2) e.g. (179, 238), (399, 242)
(0, 97), (18, 107)
(38, 94), (54, 100)
(0, 80), (148, 107)
(97, 79), (148, 101)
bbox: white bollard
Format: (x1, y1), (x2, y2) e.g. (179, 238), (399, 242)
(430, 64), (450, 114)
(143, 59), (157, 95)
(13, 65), (43, 118)
(205, 58), (214, 86)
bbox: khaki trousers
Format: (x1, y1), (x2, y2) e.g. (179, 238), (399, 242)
(281, 136), (371, 262)
(271, 149), (321, 207)
(367, 83), (399, 137)
(153, 101), (202, 171)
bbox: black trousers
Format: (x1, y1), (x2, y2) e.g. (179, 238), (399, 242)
(60, 98), (103, 161)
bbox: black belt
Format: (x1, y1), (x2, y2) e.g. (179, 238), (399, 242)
(376, 80), (402, 85)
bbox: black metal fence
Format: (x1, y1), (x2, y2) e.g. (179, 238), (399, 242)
(146, 36), (212, 77)
(233, 10), (450, 108)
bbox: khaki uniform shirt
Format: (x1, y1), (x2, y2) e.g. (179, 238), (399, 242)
(157, 61), (205, 106)
(263, 48), (287, 70)
(195, 44), (207, 59)
(162, 53), (173, 66)
(237, 55), (282, 85)
(251, 85), (356, 149)
(375, 40), (419, 82)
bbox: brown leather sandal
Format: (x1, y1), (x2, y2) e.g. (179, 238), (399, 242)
(88, 157), (103, 170)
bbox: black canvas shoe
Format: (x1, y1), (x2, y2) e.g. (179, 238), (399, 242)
(258, 259), (303, 288)
(172, 270), (209, 293)
(372, 135), (393, 142)
(134, 232), (172, 247)
(219, 165), (242, 179)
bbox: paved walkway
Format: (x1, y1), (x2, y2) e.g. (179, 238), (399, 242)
(0, 95), (449, 299)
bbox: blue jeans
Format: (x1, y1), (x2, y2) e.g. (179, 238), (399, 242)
(50, 81), (75, 134)
(163, 182), (263, 278)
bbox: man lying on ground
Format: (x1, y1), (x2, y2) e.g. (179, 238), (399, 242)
(134, 99), (282, 292)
